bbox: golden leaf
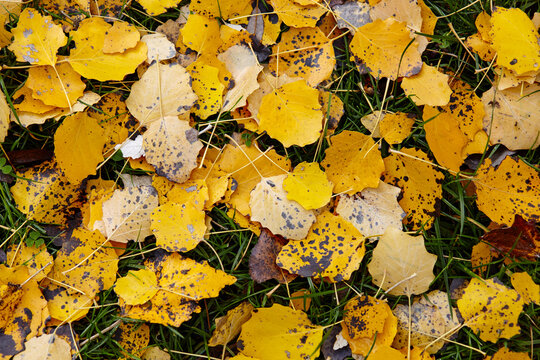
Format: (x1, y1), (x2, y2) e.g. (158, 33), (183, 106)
(282, 162), (333, 210)
(13, 334), (71, 360)
(6, 242), (52, 282)
(134, 0), (182, 16)
(269, 0), (327, 28)
(114, 269), (158, 305)
(511, 272), (539, 305)
(187, 61), (225, 119)
(401, 64), (451, 106)
(115, 322), (150, 359)
(208, 302), (254, 346)
(379, 112), (415, 145)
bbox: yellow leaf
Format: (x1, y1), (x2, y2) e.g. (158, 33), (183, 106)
(457, 278), (524, 342)
(401, 64), (451, 106)
(218, 45), (263, 112)
(10, 161), (83, 224)
(250, 175), (316, 240)
(269, 27), (335, 86)
(277, 211), (365, 281)
(465, 32), (496, 62)
(322, 130), (385, 194)
(181, 14), (220, 54)
(190, 0), (253, 20)
(481, 83), (540, 150)
(369, 346), (406, 360)
(370, 0), (422, 33)
(368, 227), (437, 296)
(208, 302), (254, 346)
(471, 242), (493, 277)
(237, 304), (324, 360)
(319, 90), (344, 132)
(475, 157), (540, 225)
(475, 11), (492, 41)
(350, 18), (422, 79)
(141, 33), (177, 63)
(54, 112), (105, 183)
(12, 85), (56, 114)
(490, 7), (540, 75)
(13, 334), (71, 360)
(103, 21), (140, 54)
(162, 179), (209, 211)
(487, 347), (532, 360)
(511, 272), (539, 305)
(102, 185), (159, 243)
(115, 322), (150, 359)
(282, 162), (333, 210)
(68, 17), (147, 81)
(114, 269), (158, 305)
(0, 89), (10, 142)
(136, 0), (182, 15)
(151, 202), (207, 252)
(8, 8), (66, 65)
(289, 289), (311, 311)
(418, 0), (437, 35)
(269, 0), (327, 28)
(190, 162), (231, 210)
(379, 112), (415, 145)
(45, 282), (93, 322)
(0, 14), (12, 50)
(226, 208), (262, 236)
(142, 347), (171, 360)
(187, 62), (225, 119)
(126, 63), (196, 126)
(336, 181), (405, 238)
(6, 242), (52, 282)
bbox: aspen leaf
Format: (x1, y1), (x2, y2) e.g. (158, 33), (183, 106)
(115, 322), (150, 359)
(136, 0), (182, 15)
(0, 90), (10, 142)
(151, 202), (207, 252)
(401, 64), (452, 106)
(191, 0), (253, 20)
(475, 157), (540, 226)
(368, 227), (437, 296)
(249, 229), (296, 284)
(54, 112), (106, 183)
(361, 110), (385, 137)
(379, 112), (415, 145)
(481, 215), (540, 260)
(490, 7), (540, 75)
(269, 0), (327, 28)
(142, 347), (171, 360)
(471, 242), (493, 276)
(466, 32), (496, 62)
(13, 334), (71, 360)
(369, 346), (406, 360)
(237, 304), (324, 360)
(103, 21), (140, 54)
(208, 302), (254, 346)
(8, 8), (66, 65)
(382, 148), (443, 230)
(370, 0), (423, 35)
(44, 282), (93, 322)
(350, 18), (422, 79)
(332, 2), (371, 34)
(322, 130), (385, 194)
(6, 242), (52, 282)
(282, 162), (333, 210)
(181, 14), (220, 54)
(141, 33), (177, 63)
(187, 61), (225, 119)
(114, 269), (158, 305)
(143, 117), (203, 183)
(290, 289), (311, 311)
(277, 211), (365, 282)
(457, 278), (524, 342)
(510, 272), (539, 305)
(218, 45), (263, 112)
(336, 181), (405, 238)
(418, 0), (437, 35)
(319, 90), (344, 132)
(25, 62), (85, 108)
(126, 63), (197, 126)
(101, 185), (159, 243)
(250, 175), (316, 240)
(486, 348), (532, 360)
(158, 178), (209, 211)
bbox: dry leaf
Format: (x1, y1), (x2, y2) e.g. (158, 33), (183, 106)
(249, 229), (296, 284)
(103, 21), (140, 54)
(269, 0), (327, 28)
(282, 162), (333, 210)
(208, 302), (254, 346)
(114, 269), (158, 305)
(13, 334), (71, 360)
(401, 64), (451, 106)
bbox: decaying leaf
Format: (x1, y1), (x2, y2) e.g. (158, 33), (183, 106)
(336, 181), (405, 238)
(208, 301), (254, 346)
(114, 269), (158, 305)
(187, 61), (225, 119)
(322, 131), (385, 194)
(6, 242), (53, 282)
(143, 117), (203, 183)
(368, 227), (437, 296)
(249, 229), (296, 284)
(511, 272), (539, 305)
(282, 162), (333, 210)
(481, 215), (540, 260)
(142, 347), (171, 360)
(44, 283), (93, 323)
(237, 304), (324, 360)
(486, 347), (532, 360)
(114, 322), (150, 359)
(250, 174), (316, 240)
(0, 90), (10, 142)
(457, 278), (524, 342)
(379, 112), (415, 145)
(13, 334), (71, 360)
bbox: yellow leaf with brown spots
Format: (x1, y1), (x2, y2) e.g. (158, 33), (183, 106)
(8, 8), (66, 65)
(322, 130), (385, 194)
(103, 21), (140, 54)
(401, 64), (451, 106)
(115, 322), (150, 359)
(350, 18), (422, 79)
(486, 347), (532, 360)
(208, 301), (254, 346)
(135, 0), (181, 15)
(465, 32), (496, 62)
(457, 278), (524, 342)
(187, 61), (224, 119)
(471, 241), (493, 277)
(511, 272), (539, 305)
(418, 0), (437, 35)
(282, 162), (333, 210)
(12, 85), (56, 114)
(190, 0), (253, 20)
(269, 0), (327, 28)
(382, 148), (443, 229)
(475, 157), (540, 226)
(44, 282), (93, 323)
(277, 211), (365, 282)
(379, 112), (415, 145)
(6, 242), (52, 282)
(162, 179), (209, 211)
(269, 27), (335, 87)
(181, 14), (220, 54)
(114, 269), (158, 305)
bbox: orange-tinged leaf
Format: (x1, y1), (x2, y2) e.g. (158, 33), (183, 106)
(237, 304), (324, 360)
(126, 62), (196, 126)
(10, 160), (83, 224)
(102, 185), (159, 243)
(151, 202), (207, 252)
(486, 347), (532, 360)
(475, 157), (540, 226)
(368, 227), (437, 296)
(382, 148), (443, 230)
(0, 90), (8, 142)
(282, 162), (333, 210)
(457, 278), (524, 342)
(13, 334), (71, 360)
(465, 32), (496, 62)
(322, 130), (385, 194)
(369, 346), (406, 360)
(290, 289), (311, 311)
(8, 8), (66, 65)
(269, 0), (327, 28)
(25, 62), (85, 108)
(114, 269), (158, 305)
(54, 112), (106, 183)
(490, 7), (540, 75)
(269, 27), (335, 86)
(510, 272), (539, 305)
(481, 215), (540, 260)
(68, 17), (147, 81)
(336, 181), (405, 238)
(401, 64), (451, 106)
(350, 18), (422, 79)
(115, 322), (150, 359)
(277, 211), (365, 281)
(208, 302), (254, 346)
(103, 21), (140, 54)
(379, 112), (415, 145)
(187, 62), (224, 119)
(250, 175), (316, 240)
(471, 242), (493, 276)
(418, 0), (437, 35)
(143, 117), (203, 183)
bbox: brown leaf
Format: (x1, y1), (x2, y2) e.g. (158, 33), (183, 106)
(481, 215), (540, 260)
(249, 229), (296, 284)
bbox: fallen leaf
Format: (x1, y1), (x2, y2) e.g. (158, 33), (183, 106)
(103, 21), (140, 54)
(208, 301), (254, 346)
(322, 130), (385, 194)
(368, 227), (437, 296)
(142, 347), (171, 360)
(136, 0), (182, 15)
(181, 14), (220, 54)
(290, 289), (311, 311)
(471, 241), (493, 276)
(481, 215), (539, 260)
(187, 61), (225, 119)
(0, 90), (10, 142)
(457, 278), (524, 342)
(379, 112), (415, 145)
(282, 162), (333, 210)
(141, 33), (177, 63)
(6, 242), (53, 282)
(401, 64), (452, 106)
(485, 347), (532, 360)
(114, 269), (158, 305)
(13, 334), (71, 360)
(237, 304), (324, 360)
(332, 1), (371, 34)
(511, 272), (539, 305)
(190, 0), (252, 20)
(114, 322), (150, 359)
(269, 0), (327, 28)
(249, 229), (296, 284)
(43, 283), (93, 323)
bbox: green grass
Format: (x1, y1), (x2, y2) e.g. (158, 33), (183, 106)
(1, 0), (539, 359)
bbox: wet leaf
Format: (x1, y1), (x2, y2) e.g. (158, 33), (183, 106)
(481, 216), (539, 260)
(114, 322), (150, 359)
